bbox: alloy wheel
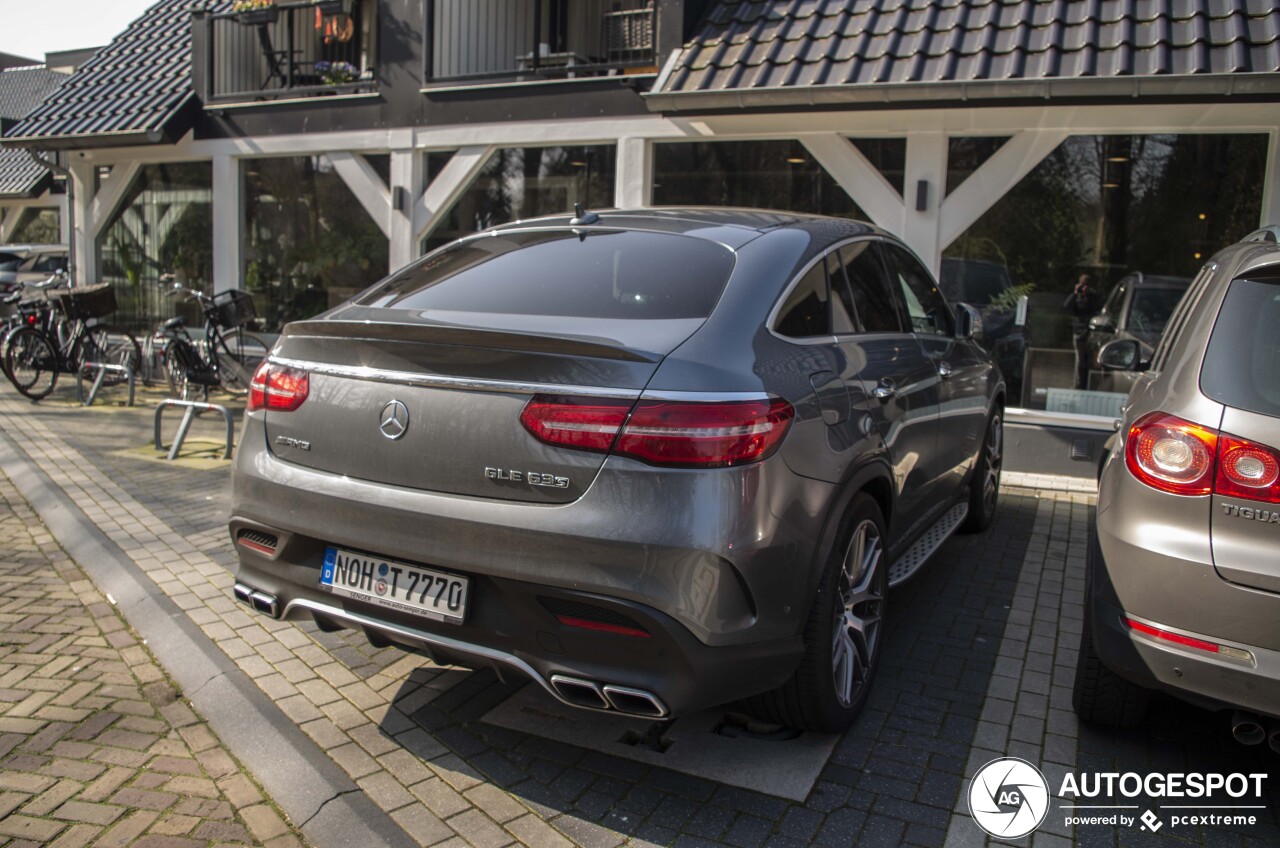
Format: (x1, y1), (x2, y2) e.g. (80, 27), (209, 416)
(832, 519), (885, 708)
(983, 414), (1003, 514)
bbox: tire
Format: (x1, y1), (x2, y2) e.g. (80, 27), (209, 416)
(959, 408), (1002, 533)
(214, 330), (269, 396)
(1072, 535), (1150, 728)
(745, 493), (888, 732)
(4, 327), (58, 400)
(165, 339), (209, 403)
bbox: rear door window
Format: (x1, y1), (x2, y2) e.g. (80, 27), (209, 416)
(1200, 272), (1280, 417)
(835, 241), (902, 333)
(776, 260), (831, 338)
(882, 244), (953, 337)
(359, 230), (735, 320)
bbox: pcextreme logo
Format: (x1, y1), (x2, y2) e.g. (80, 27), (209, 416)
(967, 759), (1270, 839)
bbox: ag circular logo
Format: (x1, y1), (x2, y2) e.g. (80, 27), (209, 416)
(968, 757), (1050, 839)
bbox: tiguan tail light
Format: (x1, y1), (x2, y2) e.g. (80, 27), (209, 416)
(1215, 433), (1280, 504)
(248, 361), (309, 412)
(520, 395), (794, 468)
(1125, 412), (1217, 495)
(1125, 412), (1280, 504)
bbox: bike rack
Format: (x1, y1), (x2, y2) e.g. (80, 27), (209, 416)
(154, 400), (234, 461)
(77, 362), (136, 408)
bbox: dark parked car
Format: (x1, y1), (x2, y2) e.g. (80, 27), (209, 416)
(940, 258), (1028, 403)
(229, 208), (1005, 732)
(1086, 272), (1190, 391)
(1075, 229), (1280, 750)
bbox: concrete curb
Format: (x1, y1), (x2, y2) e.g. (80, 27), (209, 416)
(0, 433), (417, 848)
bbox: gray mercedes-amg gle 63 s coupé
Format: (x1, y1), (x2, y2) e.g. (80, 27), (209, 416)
(229, 208), (1005, 732)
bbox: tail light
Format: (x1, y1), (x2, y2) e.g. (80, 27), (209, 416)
(520, 395), (794, 468)
(1125, 411), (1280, 503)
(248, 361), (309, 412)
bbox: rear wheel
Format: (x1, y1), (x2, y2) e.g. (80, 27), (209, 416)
(746, 493), (888, 732)
(76, 327), (141, 386)
(165, 339), (209, 403)
(215, 330), (269, 396)
(960, 408), (1002, 533)
(5, 327), (58, 400)
(1072, 535), (1150, 728)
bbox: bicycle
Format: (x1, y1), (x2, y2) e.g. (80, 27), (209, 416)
(3, 282), (142, 401)
(0, 272), (69, 383)
(155, 277), (270, 401)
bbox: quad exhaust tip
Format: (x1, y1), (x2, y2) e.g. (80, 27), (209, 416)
(233, 582), (280, 619)
(1231, 711), (1265, 746)
(549, 675), (668, 718)
(1269, 720), (1280, 755)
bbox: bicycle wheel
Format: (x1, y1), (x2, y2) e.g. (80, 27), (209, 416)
(215, 329), (270, 396)
(77, 327), (142, 386)
(5, 327), (58, 400)
(164, 338), (208, 403)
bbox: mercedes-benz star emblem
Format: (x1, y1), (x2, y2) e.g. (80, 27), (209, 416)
(378, 400), (409, 440)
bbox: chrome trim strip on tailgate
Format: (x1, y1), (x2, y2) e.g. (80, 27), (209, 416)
(269, 356), (643, 399)
(269, 357), (775, 403)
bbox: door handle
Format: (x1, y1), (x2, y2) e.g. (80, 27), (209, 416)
(872, 379), (896, 400)
(937, 361), (954, 379)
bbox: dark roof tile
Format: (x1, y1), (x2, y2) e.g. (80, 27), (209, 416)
(5, 0), (231, 145)
(661, 0), (1280, 94)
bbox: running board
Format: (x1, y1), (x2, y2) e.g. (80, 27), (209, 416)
(887, 503), (968, 587)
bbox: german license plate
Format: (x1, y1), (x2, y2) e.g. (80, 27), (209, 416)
(320, 547), (469, 624)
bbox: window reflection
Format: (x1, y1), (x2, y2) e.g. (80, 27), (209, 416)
(945, 133), (1267, 412)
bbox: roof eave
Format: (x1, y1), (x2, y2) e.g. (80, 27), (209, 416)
(0, 172), (53, 200)
(2, 93), (197, 151)
(643, 72), (1280, 112)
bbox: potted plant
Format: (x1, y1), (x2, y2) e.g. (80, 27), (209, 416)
(233, 0), (278, 25)
(314, 60), (359, 86)
(312, 0), (353, 15)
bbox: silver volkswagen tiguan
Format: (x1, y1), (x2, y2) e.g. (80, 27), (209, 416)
(1075, 228), (1280, 748)
(229, 208), (1004, 732)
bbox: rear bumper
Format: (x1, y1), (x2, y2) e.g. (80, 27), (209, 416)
(229, 413), (820, 716)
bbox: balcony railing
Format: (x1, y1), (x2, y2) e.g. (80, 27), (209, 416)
(427, 0), (657, 83)
(207, 0), (377, 102)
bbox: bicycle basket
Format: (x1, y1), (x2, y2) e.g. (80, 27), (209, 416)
(51, 284), (117, 321)
(211, 289), (257, 330)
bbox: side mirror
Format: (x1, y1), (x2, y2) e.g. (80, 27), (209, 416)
(955, 303), (984, 343)
(1089, 314), (1115, 333)
(1098, 338), (1147, 372)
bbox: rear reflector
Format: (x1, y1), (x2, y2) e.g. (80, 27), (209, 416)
(248, 361), (310, 412)
(1123, 617), (1254, 664)
(555, 615), (652, 639)
(236, 529), (279, 556)
(521, 394), (794, 468)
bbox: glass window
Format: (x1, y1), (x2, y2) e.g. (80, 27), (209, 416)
(938, 258), (1013, 306)
(836, 241), (901, 333)
(775, 261), (830, 338)
(423, 145), (616, 253)
(7, 209), (60, 245)
(1200, 275), (1280, 417)
(362, 230), (734, 321)
(97, 162), (213, 332)
(944, 133), (1268, 409)
(653, 140), (869, 221)
(946, 137), (1011, 196)
(828, 255), (857, 335)
(244, 156), (390, 330)
(883, 244), (952, 337)
(849, 139), (907, 197)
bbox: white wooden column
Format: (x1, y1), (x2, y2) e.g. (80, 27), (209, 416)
(212, 154), (242, 294)
(801, 134), (906, 235)
(615, 137), (652, 209)
(389, 147), (424, 271)
(0, 207), (17, 243)
(68, 159), (96, 286)
(57, 194), (70, 246)
(902, 133), (948, 277)
(1262, 129), (1280, 227)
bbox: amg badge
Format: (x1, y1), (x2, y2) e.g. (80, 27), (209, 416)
(484, 467), (570, 489)
(275, 436), (311, 452)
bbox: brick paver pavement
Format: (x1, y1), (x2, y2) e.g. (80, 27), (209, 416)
(0, 468), (309, 848)
(0, 386), (1275, 848)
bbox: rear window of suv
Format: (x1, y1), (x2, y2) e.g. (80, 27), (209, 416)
(1200, 272), (1280, 417)
(358, 230), (735, 320)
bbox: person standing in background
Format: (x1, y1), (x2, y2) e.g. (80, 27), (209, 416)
(1063, 274), (1101, 390)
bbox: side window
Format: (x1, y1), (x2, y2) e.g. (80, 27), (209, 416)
(836, 241), (902, 333)
(1153, 264), (1213, 370)
(828, 255), (857, 335)
(775, 260), (830, 338)
(883, 244), (953, 337)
